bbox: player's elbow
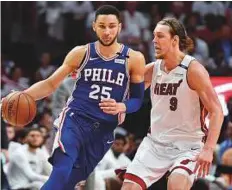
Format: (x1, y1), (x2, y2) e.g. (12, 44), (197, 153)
(209, 103), (224, 126)
(216, 105), (224, 124)
(215, 102), (224, 120)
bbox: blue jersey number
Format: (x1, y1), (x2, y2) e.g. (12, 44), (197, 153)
(89, 84), (112, 100)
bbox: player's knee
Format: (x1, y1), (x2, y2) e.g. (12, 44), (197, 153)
(168, 173), (192, 190)
(121, 182), (142, 190)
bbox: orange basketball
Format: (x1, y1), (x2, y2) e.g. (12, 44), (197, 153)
(2, 91), (37, 127)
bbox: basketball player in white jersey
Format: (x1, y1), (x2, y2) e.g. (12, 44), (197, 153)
(121, 17), (224, 190)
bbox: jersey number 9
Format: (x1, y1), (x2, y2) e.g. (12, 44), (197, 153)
(170, 97), (178, 111)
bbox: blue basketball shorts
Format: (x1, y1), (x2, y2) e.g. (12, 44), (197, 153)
(50, 108), (117, 180)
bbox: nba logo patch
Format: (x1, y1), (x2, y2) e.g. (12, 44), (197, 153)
(115, 59), (125, 64)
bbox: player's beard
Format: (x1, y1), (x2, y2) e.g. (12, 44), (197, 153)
(97, 32), (118, 46)
(155, 53), (164, 59)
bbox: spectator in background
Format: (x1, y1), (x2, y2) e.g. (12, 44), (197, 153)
(36, 2), (64, 42)
(196, 14), (219, 45)
(124, 133), (139, 161)
(38, 110), (53, 131)
(37, 110), (53, 154)
(1, 118), (10, 190)
(7, 128), (52, 190)
(208, 47), (226, 72)
(148, 4), (162, 33)
(62, 1), (93, 47)
(45, 2), (64, 42)
(218, 122), (232, 163)
(197, 148), (232, 190)
(220, 148), (232, 189)
(192, 2), (225, 20)
(7, 129), (27, 156)
(211, 25), (232, 68)
(1, 66), (29, 97)
(119, 2), (149, 54)
(51, 76), (76, 119)
(6, 126), (15, 142)
(1, 53), (15, 76)
(92, 131), (131, 190)
(38, 125), (51, 158)
(148, 3), (162, 62)
(165, 2), (186, 23)
(35, 52), (56, 82)
(187, 27), (209, 67)
(184, 13), (201, 33)
(4, 128), (28, 178)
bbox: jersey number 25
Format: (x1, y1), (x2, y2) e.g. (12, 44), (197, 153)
(89, 84), (112, 100)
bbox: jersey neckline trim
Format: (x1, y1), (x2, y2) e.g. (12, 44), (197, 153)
(159, 55), (188, 75)
(94, 42), (124, 61)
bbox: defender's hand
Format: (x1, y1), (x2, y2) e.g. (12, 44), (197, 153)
(194, 147), (213, 178)
(99, 98), (126, 115)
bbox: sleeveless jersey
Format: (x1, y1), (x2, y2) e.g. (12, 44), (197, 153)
(67, 42), (130, 123)
(149, 55), (208, 145)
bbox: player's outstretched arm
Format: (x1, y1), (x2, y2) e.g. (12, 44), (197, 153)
(188, 61), (224, 178)
(144, 62), (155, 90)
(24, 46), (86, 100)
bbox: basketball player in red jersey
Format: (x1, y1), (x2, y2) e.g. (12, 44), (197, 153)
(122, 17), (224, 190)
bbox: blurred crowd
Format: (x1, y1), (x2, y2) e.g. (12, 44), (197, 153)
(1, 1), (232, 190)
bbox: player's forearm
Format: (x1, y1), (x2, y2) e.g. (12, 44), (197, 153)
(204, 109), (224, 150)
(24, 79), (57, 101)
(123, 82), (144, 113)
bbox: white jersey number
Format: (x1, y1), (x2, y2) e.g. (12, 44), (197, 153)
(89, 84), (112, 100)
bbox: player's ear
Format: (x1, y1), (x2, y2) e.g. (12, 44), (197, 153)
(173, 35), (179, 46)
(92, 22), (96, 32)
(118, 23), (122, 33)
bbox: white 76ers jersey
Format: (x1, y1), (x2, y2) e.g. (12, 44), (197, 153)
(150, 55), (208, 146)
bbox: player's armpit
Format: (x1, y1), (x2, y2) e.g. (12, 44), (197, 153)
(144, 62), (155, 90)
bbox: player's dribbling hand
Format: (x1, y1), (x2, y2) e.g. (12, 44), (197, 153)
(193, 147), (214, 178)
(99, 98), (126, 115)
(1, 90), (17, 110)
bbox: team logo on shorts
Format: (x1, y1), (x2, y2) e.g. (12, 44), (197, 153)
(180, 159), (191, 165)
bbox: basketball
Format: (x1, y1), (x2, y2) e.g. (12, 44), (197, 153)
(2, 91), (37, 127)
